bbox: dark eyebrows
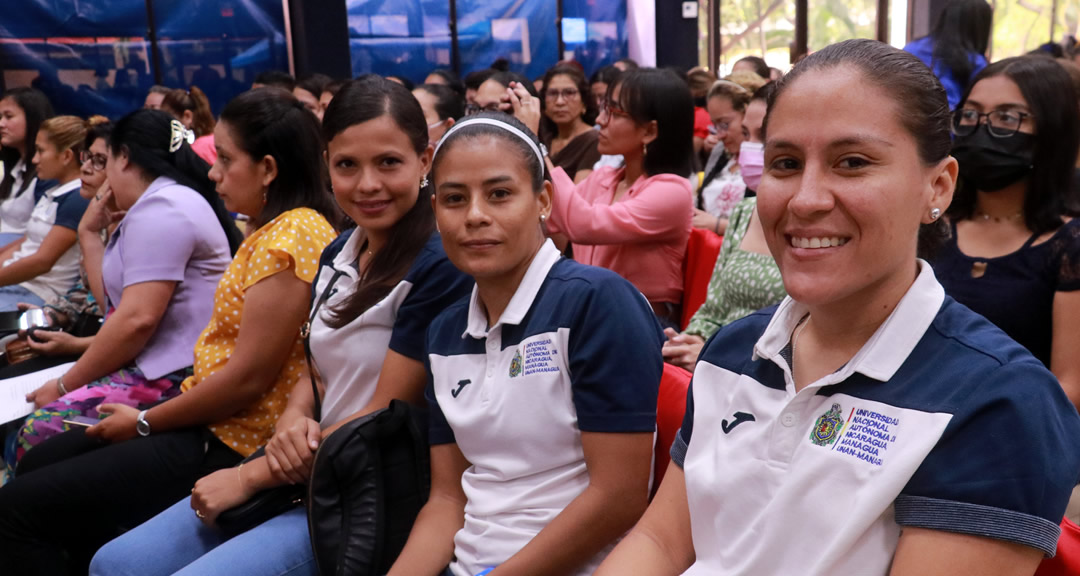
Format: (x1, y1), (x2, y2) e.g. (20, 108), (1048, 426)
(437, 174), (517, 191)
(964, 98), (1032, 114)
(766, 134), (894, 152)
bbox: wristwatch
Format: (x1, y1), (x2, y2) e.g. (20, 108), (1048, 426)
(136, 410), (152, 437)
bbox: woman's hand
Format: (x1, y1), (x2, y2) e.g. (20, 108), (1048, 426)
(190, 465), (257, 526)
(26, 330), (84, 356)
(26, 379), (62, 408)
(78, 185), (125, 238)
(662, 328), (706, 373)
(86, 403), (139, 443)
(504, 81), (542, 136)
(692, 209), (720, 233)
(265, 415), (322, 485)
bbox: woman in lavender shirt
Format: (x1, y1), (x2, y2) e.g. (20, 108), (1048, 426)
(10, 109), (242, 472)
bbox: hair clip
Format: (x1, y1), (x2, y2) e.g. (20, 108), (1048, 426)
(169, 120), (196, 153)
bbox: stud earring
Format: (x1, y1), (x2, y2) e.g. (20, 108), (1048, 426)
(421, 175), (429, 188)
(930, 207), (941, 221)
(539, 214), (547, 224)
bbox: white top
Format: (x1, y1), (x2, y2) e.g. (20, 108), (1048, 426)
(426, 240), (663, 576)
(699, 155), (745, 220)
(310, 229), (469, 427)
(673, 262), (1080, 574)
(6, 179), (86, 300)
(0, 159), (37, 234)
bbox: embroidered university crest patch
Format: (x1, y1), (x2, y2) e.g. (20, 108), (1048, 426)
(509, 349), (523, 378)
(810, 403), (845, 446)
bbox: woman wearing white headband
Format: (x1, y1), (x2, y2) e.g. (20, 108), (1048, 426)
(388, 111), (663, 576)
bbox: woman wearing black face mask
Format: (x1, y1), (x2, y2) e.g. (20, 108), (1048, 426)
(934, 56), (1080, 410)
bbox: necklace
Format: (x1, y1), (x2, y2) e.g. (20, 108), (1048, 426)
(974, 210), (1023, 223)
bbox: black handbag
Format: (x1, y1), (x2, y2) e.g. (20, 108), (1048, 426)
(215, 270), (346, 535)
(306, 400), (430, 576)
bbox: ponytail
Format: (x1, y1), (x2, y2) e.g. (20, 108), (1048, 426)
(109, 109), (242, 254)
(162, 86), (216, 138)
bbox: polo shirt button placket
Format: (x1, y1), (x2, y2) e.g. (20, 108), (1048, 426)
(781, 412), (797, 427)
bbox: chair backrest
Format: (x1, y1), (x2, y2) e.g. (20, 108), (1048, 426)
(1035, 517), (1080, 576)
(681, 228), (724, 330)
(653, 363), (692, 498)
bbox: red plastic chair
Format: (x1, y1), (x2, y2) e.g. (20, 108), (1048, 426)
(1035, 517), (1080, 576)
(681, 228), (724, 330)
(653, 363), (692, 499)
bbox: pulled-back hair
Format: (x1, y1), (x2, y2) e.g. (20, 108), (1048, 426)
(84, 116), (112, 150)
(950, 56), (1080, 235)
(540, 65), (598, 139)
(40, 115), (101, 159)
(219, 88), (338, 229)
(616, 68), (695, 178)
(765, 39), (953, 259)
(162, 86), (215, 138)
(296, 74), (332, 99)
(414, 84), (465, 122)
(707, 80), (753, 113)
(321, 76), (435, 328)
(735, 56), (771, 80)
(109, 108), (243, 254)
(1, 87), (54, 200)
(432, 111), (547, 194)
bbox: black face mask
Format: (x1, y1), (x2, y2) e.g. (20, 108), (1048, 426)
(951, 123), (1035, 192)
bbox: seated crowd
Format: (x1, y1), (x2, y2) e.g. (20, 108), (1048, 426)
(0, 23), (1078, 576)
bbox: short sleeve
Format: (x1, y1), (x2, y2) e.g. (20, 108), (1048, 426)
(670, 381), (696, 468)
(53, 191), (89, 231)
(1053, 219), (1080, 291)
(243, 212), (336, 290)
(389, 241), (472, 362)
(568, 274), (663, 433)
(895, 361), (1080, 556)
(117, 195), (198, 286)
(424, 346), (456, 445)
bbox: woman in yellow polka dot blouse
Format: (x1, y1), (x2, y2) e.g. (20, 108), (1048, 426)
(0, 88), (339, 576)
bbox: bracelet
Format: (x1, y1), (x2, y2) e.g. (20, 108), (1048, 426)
(236, 462), (247, 491)
(57, 374), (69, 396)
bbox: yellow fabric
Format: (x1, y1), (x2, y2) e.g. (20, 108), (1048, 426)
(181, 207), (337, 457)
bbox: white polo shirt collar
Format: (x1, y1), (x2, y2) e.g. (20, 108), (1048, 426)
(752, 260), (945, 384)
(44, 178), (81, 199)
(329, 227), (365, 282)
(462, 239), (561, 339)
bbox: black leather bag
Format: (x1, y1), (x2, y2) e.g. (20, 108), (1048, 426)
(306, 399), (430, 576)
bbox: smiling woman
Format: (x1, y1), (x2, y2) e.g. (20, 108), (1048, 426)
(595, 39), (1080, 576)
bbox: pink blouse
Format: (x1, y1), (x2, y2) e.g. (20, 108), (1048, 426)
(548, 166), (693, 304)
(191, 134), (217, 166)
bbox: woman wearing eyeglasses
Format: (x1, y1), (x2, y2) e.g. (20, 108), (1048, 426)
(545, 68), (694, 329)
(540, 65), (601, 184)
(934, 56), (1080, 409)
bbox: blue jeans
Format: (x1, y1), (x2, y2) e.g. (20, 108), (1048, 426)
(0, 285), (44, 312)
(90, 497), (316, 576)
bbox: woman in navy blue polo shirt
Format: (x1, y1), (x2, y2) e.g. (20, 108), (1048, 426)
(387, 111), (663, 576)
(596, 39), (1080, 576)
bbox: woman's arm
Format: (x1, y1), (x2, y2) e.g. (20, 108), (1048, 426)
(0, 236), (25, 263)
(78, 188), (124, 308)
(548, 166), (692, 245)
(0, 226), (77, 286)
(1051, 290), (1080, 411)
(889, 528), (1043, 576)
(88, 268), (311, 442)
(490, 431), (654, 576)
(25, 280), (177, 408)
(595, 461), (696, 575)
(387, 443), (470, 576)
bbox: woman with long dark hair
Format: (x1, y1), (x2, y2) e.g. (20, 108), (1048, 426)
(0, 88), (54, 246)
(0, 89), (337, 575)
(545, 68), (694, 328)
(88, 75), (473, 576)
(904, 0), (992, 109)
(934, 56), (1080, 409)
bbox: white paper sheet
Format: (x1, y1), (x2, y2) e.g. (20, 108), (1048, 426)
(0, 362), (75, 424)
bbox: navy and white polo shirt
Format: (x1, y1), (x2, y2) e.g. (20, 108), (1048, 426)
(310, 229), (471, 426)
(425, 239), (664, 576)
(5, 179), (89, 300)
(672, 261), (1080, 575)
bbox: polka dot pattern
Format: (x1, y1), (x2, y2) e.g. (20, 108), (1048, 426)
(180, 208), (337, 457)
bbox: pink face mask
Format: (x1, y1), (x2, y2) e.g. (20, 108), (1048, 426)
(738, 141), (765, 190)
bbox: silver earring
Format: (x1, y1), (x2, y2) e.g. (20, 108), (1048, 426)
(930, 207), (941, 221)
(642, 143), (648, 156)
(539, 214), (547, 224)
(420, 176), (429, 188)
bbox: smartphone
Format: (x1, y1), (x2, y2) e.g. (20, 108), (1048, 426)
(18, 309), (50, 331)
(62, 416), (101, 428)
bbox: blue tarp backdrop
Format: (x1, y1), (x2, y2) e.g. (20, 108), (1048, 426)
(2, 0), (626, 118)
